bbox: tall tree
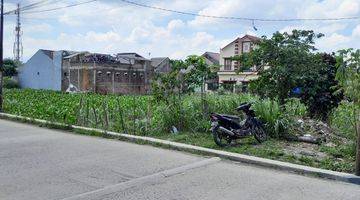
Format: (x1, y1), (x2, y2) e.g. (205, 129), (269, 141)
(3, 59), (19, 77)
(184, 55), (218, 118)
(335, 49), (360, 175)
(232, 30), (341, 118)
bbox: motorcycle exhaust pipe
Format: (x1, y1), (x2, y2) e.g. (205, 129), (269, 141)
(218, 126), (235, 136)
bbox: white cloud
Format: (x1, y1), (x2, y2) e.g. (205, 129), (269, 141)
(23, 23), (53, 33)
(299, 0), (359, 19)
(352, 25), (360, 38)
(3, 0), (360, 62)
(188, 0), (245, 27)
(317, 33), (352, 52)
(154, 0), (210, 12)
(167, 19), (185, 31)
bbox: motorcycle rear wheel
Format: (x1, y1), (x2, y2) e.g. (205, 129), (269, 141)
(212, 127), (232, 147)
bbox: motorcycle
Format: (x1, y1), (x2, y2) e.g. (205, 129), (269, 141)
(209, 103), (267, 147)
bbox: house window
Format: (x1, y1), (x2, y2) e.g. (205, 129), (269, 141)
(242, 42), (251, 53)
(224, 59), (232, 70)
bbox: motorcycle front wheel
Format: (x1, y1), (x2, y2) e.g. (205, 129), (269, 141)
(212, 127), (232, 147)
(253, 124), (267, 143)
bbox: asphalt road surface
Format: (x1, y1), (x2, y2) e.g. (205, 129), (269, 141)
(0, 119), (359, 200)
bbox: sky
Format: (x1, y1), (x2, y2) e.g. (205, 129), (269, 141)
(3, 0), (360, 62)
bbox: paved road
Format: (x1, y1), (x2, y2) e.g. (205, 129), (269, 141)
(0, 119), (359, 200)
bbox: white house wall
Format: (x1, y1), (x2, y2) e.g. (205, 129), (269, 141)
(18, 50), (62, 91)
(219, 42), (236, 70)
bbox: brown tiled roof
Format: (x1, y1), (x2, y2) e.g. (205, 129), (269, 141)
(243, 34), (261, 41)
(221, 34), (261, 50)
(202, 52), (220, 65)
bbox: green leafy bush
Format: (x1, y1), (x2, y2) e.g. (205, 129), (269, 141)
(284, 98), (307, 117)
(235, 30), (341, 119)
(3, 89), (309, 139)
(330, 100), (359, 140)
(3, 77), (19, 89)
(252, 98), (308, 138)
(253, 98), (285, 138)
(3, 59), (19, 77)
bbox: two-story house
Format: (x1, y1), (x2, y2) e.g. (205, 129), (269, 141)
(218, 34), (260, 91)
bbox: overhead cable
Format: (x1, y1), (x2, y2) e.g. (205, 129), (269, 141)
(120, 0), (360, 22)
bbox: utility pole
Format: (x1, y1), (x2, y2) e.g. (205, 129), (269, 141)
(0, 0), (4, 112)
(14, 3), (22, 62)
(356, 105), (360, 176)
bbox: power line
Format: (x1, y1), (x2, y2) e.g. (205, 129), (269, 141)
(21, 0), (66, 12)
(4, 0), (94, 15)
(22, 0), (98, 14)
(119, 0), (360, 22)
(4, 0), (52, 15)
(20, 0), (50, 11)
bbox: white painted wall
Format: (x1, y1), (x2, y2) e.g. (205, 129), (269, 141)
(219, 41), (236, 71)
(218, 36), (259, 85)
(18, 50), (62, 90)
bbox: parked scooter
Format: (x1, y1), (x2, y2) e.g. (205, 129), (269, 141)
(210, 103), (267, 147)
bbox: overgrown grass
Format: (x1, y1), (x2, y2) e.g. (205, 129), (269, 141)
(330, 100), (359, 140)
(2, 88), (356, 173)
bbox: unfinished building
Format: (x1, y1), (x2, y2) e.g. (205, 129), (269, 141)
(19, 50), (157, 95)
(62, 52), (153, 94)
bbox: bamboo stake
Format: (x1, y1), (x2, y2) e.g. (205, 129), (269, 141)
(92, 105), (98, 128)
(77, 96), (84, 126)
(103, 101), (109, 130)
(117, 98), (127, 134)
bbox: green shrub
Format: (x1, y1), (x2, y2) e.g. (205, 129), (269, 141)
(330, 100), (359, 140)
(3, 89), (309, 139)
(284, 98), (307, 117)
(252, 97), (308, 138)
(253, 98), (286, 138)
(3, 77), (19, 89)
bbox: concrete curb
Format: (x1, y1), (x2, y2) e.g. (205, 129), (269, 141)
(1, 112), (359, 185)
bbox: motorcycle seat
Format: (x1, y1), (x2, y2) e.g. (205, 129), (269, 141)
(220, 114), (240, 120)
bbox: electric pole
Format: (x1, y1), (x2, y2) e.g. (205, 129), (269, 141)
(14, 3), (22, 62)
(0, 0), (4, 112)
